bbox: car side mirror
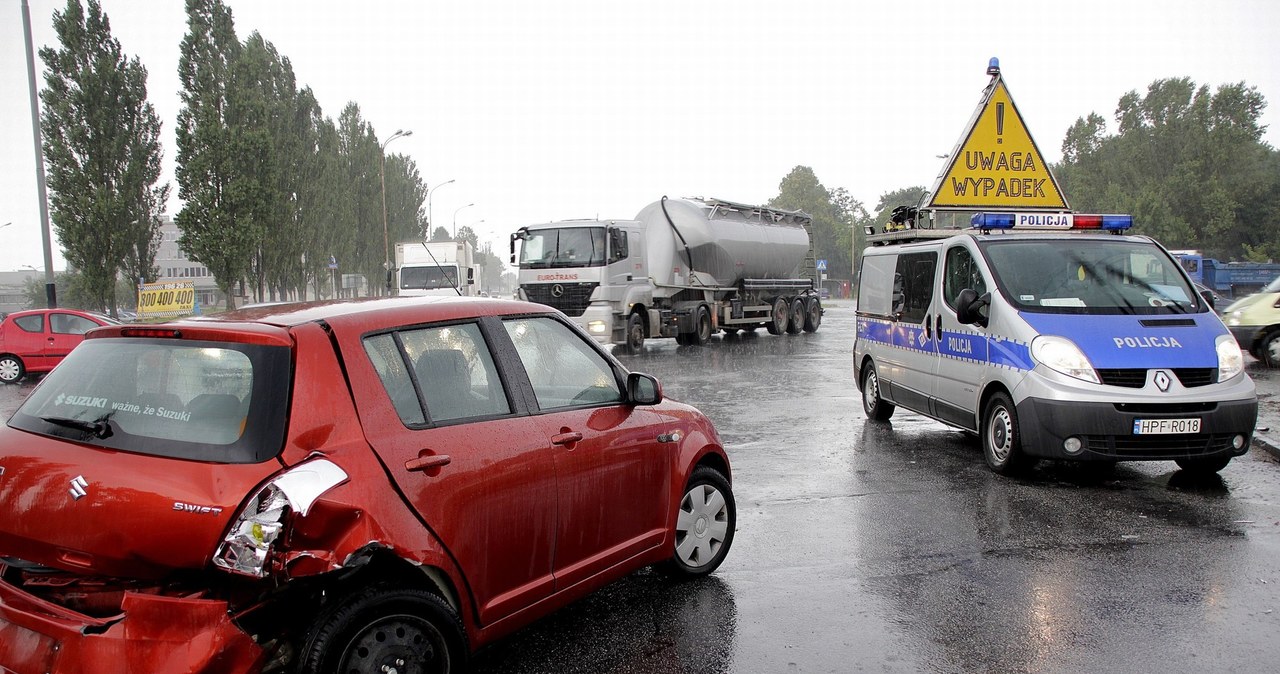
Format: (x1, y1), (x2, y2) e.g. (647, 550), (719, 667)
(1198, 288), (1216, 310)
(627, 372), (663, 406)
(955, 288), (991, 328)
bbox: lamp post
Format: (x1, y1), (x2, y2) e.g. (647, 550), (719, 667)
(452, 204), (475, 240)
(427, 179), (455, 239)
(380, 129), (413, 293)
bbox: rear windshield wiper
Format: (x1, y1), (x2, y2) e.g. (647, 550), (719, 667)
(40, 415), (112, 439)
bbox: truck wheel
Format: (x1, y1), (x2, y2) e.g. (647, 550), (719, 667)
(296, 586), (467, 674)
(1262, 330), (1280, 367)
(981, 392), (1037, 475)
(786, 298), (804, 334)
(1175, 455), (1231, 474)
(767, 297), (789, 335)
(620, 312), (645, 354)
(691, 305), (713, 345)
(861, 362), (895, 421)
(803, 297), (822, 332)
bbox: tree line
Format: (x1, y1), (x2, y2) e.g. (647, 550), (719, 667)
(32, 0), (1278, 312)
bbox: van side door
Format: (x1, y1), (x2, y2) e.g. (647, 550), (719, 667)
(932, 243), (992, 430)
(882, 251), (940, 415)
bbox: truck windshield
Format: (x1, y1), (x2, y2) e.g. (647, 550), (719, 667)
(980, 239), (1206, 315)
(401, 265), (459, 290)
(518, 227), (606, 268)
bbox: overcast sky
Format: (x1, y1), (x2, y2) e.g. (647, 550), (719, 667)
(2, 0), (1278, 272)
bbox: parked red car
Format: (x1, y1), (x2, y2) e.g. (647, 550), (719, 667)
(0, 296), (734, 673)
(0, 308), (119, 384)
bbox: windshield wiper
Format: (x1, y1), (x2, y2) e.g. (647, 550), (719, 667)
(41, 415), (112, 439)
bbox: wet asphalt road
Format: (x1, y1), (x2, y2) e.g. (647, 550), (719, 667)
(3, 305), (1279, 673)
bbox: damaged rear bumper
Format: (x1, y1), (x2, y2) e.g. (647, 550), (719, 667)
(0, 577), (263, 674)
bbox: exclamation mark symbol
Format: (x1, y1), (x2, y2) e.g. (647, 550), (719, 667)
(996, 103), (1005, 145)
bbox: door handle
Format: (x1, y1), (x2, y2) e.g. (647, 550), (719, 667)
(551, 431), (583, 446)
(924, 314), (932, 340)
(936, 314), (943, 339)
(405, 453), (452, 472)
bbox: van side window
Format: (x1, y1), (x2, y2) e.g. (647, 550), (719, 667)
(894, 252), (937, 323)
(944, 246), (988, 311)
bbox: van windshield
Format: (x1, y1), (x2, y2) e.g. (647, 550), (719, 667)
(401, 265), (460, 290)
(979, 239), (1205, 315)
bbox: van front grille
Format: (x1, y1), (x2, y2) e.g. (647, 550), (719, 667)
(1096, 368), (1217, 388)
(1082, 433), (1236, 459)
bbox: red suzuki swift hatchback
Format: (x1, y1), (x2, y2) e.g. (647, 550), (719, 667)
(0, 296), (734, 673)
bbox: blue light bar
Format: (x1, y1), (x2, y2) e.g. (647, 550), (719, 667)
(1100, 215), (1133, 231)
(970, 212), (1015, 229)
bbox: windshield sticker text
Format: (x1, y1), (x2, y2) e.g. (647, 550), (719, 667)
(54, 394), (107, 408)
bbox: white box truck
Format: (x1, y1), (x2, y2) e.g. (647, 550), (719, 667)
(395, 240), (477, 297)
(510, 196), (822, 352)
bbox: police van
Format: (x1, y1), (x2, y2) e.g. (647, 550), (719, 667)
(853, 213), (1258, 475)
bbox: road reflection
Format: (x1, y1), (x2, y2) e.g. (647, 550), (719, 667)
(472, 572), (737, 674)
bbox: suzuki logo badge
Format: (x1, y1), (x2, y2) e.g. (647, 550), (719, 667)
(551, 284), (565, 298)
(69, 475), (89, 501)
(1154, 370), (1172, 392)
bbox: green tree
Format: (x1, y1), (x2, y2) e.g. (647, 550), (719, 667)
(431, 226), (451, 242)
(337, 103), (382, 292)
(769, 166), (861, 281)
(176, 0), (253, 309)
(39, 0), (168, 316)
(1057, 77), (1280, 260)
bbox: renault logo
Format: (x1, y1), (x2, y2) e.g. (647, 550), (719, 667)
(69, 475), (89, 501)
(1153, 370), (1172, 392)
(551, 284), (565, 298)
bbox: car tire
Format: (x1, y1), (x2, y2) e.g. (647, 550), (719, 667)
(620, 312), (645, 354)
(1175, 455), (1231, 474)
(0, 355), (24, 384)
(767, 297), (789, 335)
(861, 361), (895, 421)
(803, 297), (822, 332)
(295, 586), (467, 674)
(786, 298), (804, 334)
(982, 392), (1037, 474)
(658, 466), (735, 578)
(1262, 330), (1280, 367)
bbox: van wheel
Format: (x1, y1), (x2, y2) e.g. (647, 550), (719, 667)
(296, 586), (467, 674)
(620, 313), (645, 354)
(658, 466), (735, 578)
(786, 298), (804, 334)
(767, 297), (789, 335)
(982, 392), (1036, 474)
(1174, 455), (1231, 474)
(803, 297), (822, 332)
(1262, 330), (1280, 367)
(861, 362), (894, 421)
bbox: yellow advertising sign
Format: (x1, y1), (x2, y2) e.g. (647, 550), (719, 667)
(138, 281), (196, 318)
(927, 77), (1068, 210)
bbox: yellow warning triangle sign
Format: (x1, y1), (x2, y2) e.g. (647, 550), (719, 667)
(927, 73), (1068, 210)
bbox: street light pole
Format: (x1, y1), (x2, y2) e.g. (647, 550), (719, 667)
(452, 204), (475, 240)
(380, 129), (412, 293)
(427, 179), (455, 240)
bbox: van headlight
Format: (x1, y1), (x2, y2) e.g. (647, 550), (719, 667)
(1216, 335), (1244, 381)
(213, 458), (348, 578)
(1030, 335), (1099, 384)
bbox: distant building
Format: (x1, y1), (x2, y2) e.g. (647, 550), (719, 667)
(154, 217), (222, 310)
(0, 269), (47, 315)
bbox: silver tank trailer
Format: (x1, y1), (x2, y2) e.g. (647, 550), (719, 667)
(633, 197), (811, 288)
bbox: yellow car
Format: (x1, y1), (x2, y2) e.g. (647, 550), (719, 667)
(1223, 275), (1280, 365)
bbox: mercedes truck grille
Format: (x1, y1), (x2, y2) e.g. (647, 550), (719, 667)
(524, 282), (598, 317)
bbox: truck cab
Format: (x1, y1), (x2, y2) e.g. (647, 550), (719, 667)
(512, 220), (648, 344)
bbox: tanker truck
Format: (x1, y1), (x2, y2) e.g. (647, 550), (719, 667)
(510, 196), (822, 352)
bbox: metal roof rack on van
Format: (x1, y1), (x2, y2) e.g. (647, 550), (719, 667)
(865, 208), (1133, 246)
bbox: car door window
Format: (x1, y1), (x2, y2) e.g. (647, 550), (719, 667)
(50, 313), (98, 335)
(943, 246), (988, 311)
(502, 317), (622, 409)
(14, 314), (44, 332)
(894, 252), (938, 323)
(364, 322), (510, 425)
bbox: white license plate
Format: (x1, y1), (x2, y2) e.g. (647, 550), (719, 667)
(1133, 418), (1201, 435)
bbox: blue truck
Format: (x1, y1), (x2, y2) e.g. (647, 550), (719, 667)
(1172, 251), (1280, 299)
